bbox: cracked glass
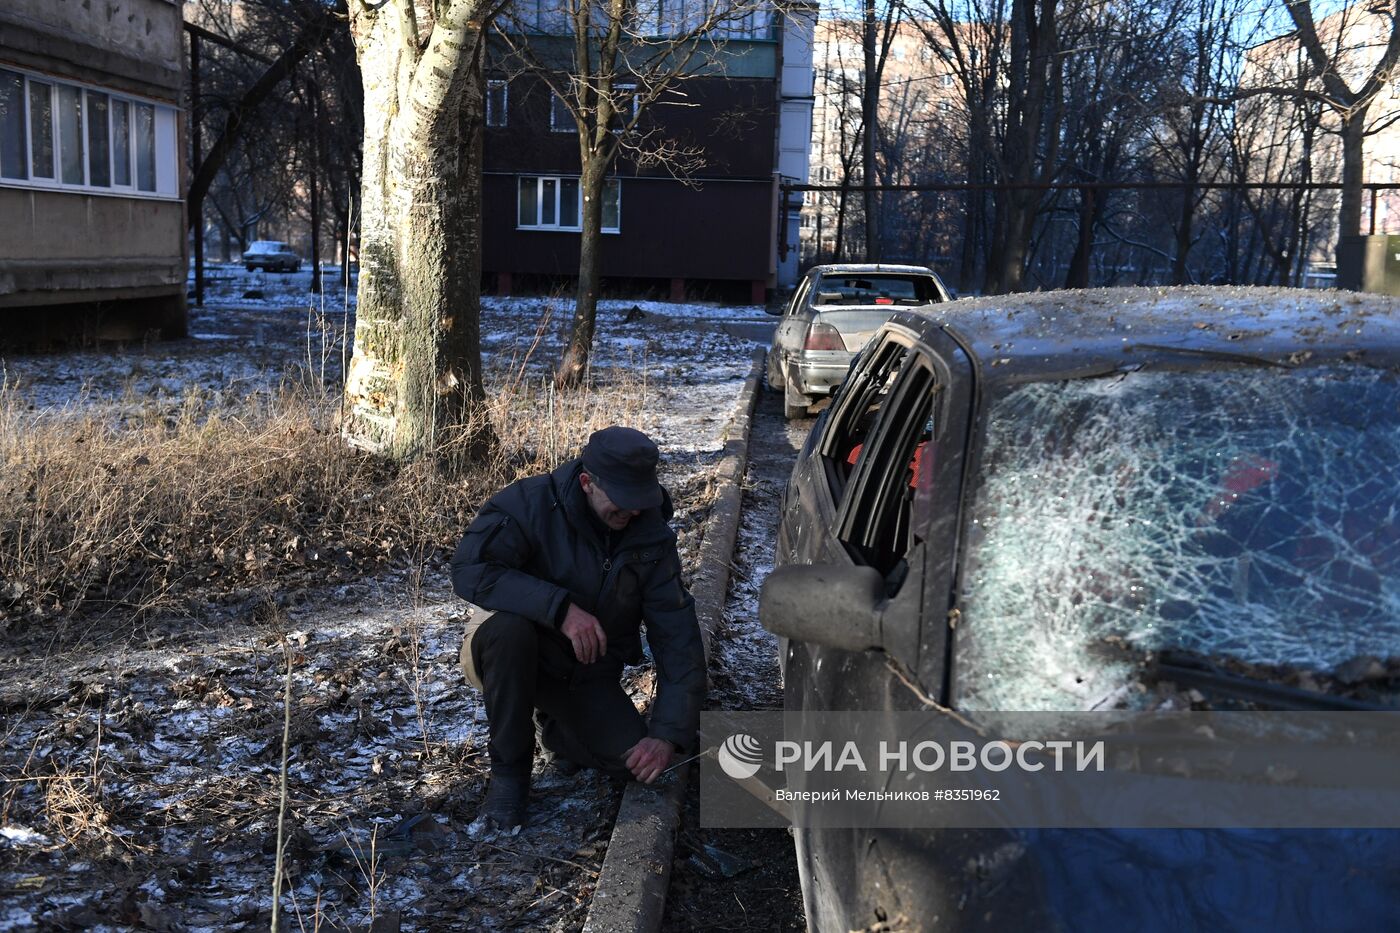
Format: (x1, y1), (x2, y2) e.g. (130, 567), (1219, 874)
(956, 366), (1400, 711)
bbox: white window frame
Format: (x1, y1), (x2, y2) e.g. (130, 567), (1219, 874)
(487, 80), (508, 127)
(517, 174), (621, 233)
(0, 65), (179, 199)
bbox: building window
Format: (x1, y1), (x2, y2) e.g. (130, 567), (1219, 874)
(487, 80), (508, 127)
(613, 84), (638, 130)
(87, 91), (110, 187)
(29, 79), (54, 179)
(550, 91), (572, 132)
(517, 175), (621, 232)
(112, 99), (131, 186)
(652, 0), (772, 39)
(941, 73), (955, 88)
(0, 66), (177, 197)
(0, 70), (24, 179)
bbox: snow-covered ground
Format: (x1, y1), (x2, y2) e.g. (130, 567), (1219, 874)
(0, 266), (775, 932)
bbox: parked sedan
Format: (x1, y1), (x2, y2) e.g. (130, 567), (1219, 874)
(242, 240), (301, 273)
(761, 286), (1400, 931)
(766, 263), (951, 419)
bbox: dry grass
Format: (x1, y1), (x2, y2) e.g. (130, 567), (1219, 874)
(0, 333), (648, 632)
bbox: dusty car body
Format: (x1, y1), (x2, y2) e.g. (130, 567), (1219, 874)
(760, 286), (1400, 931)
(766, 263), (951, 419)
(242, 240), (301, 273)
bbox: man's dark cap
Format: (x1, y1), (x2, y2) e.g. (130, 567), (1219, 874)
(582, 426), (663, 511)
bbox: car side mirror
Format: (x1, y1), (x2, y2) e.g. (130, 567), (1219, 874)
(765, 303), (785, 316)
(760, 564), (885, 651)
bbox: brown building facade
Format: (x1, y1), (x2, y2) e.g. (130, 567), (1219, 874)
(482, 5), (816, 301)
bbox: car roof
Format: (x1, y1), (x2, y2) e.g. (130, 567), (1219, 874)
(809, 263), (938, 276)
(888, 286), (1400, 385)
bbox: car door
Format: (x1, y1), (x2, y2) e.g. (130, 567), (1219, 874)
(776, 321), (978, 929)
(780, 319), (975, 712)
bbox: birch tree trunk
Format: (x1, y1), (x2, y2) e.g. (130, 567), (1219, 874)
(343, 0), (496, 464)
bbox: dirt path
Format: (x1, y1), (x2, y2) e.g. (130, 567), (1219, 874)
(660, 390), (813, 931)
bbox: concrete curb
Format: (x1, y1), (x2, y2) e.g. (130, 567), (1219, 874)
(583, 348), (766, 933)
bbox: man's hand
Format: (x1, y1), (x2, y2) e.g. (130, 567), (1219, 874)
(560, 604), (607, 664)
(624, 737), (674, 784)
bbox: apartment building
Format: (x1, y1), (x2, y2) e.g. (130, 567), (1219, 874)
(481, 0), (817, 300)
(0, 0), (186, 343)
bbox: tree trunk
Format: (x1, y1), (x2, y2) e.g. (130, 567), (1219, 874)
(862, 0), (880, 262)
(1063, 186), (1096, 289)
(984, 0), (1056, 295)
(1337, 108), (1367, 244)
(343, 2), (494, 465)
(557, 161), (608, 388)
(957, 192), (979, 294)
(835, 180), (850, 261)
(1172, 177), (1197, 286)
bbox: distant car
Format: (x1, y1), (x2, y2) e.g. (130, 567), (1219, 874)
(766, 263), (951, 419)
(761, 286), (1400, 931)
(242, 240), (301, 273)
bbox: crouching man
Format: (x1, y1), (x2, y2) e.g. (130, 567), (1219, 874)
(451, 426), (706, 832)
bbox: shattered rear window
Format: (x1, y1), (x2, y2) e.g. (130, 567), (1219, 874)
(956, 366), (1400, 711)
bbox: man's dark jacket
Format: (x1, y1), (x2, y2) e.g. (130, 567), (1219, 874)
(450, 458), (705, 751)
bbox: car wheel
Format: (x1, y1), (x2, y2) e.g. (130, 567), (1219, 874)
(246, 264), (256, 272)
(783, 371), (810, 420)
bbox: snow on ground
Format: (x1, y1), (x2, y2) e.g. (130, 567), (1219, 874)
(0, 265), (774, 931)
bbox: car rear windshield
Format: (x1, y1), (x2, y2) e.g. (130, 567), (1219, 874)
(813, 274), (940, 306)
(955, 365), (1400, 711)
(248, 241), (286, 252)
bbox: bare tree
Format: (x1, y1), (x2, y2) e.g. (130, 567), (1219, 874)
(494, 0), (776, 387)
(858, 0), (903, 259)
(342, 0), (509, 462)
(1240, 1), (1400, 255)
(908, 0), (1065, 293)
(813, 18), (874, 261)
(186, 1), (340, 233)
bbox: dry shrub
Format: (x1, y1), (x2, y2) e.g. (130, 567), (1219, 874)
(0, 350), (647, 630)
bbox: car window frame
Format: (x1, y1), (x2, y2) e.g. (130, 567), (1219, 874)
(788, 275), (813, 317)
(833, 355), (938, 572)
(817, 330), (916, 500)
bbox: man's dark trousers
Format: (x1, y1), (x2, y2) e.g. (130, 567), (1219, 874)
(471, 611), (647, 779)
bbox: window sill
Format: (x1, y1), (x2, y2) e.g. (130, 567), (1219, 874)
(0, 178), (179, 201)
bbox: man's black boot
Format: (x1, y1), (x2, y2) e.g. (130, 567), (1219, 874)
(476, 770), (529, 833)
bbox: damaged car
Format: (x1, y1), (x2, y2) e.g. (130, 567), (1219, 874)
(761, 286), (1400, 931)
(766, 263), (952, 419)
